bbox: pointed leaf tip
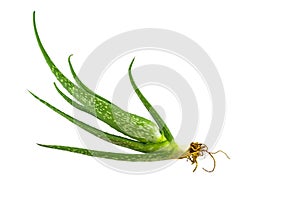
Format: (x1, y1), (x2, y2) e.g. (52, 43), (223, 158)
(68, 54), (74, 61)
(129, 57), (135, 71)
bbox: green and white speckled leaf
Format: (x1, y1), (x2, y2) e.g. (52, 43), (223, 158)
(128, 58), (175, 143)
(37, 144), (183, 161)
(30, 91), (169, 153)
(33, 12), (166, 144)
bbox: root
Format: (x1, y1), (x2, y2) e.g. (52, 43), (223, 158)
(179, 142), (230, 173)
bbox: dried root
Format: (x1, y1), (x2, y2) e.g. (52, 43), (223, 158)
(179, 142), (230, 172)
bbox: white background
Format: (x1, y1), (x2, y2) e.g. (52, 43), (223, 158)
(1, 0), (300, 199)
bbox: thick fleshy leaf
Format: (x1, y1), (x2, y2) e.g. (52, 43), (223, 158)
(33, 12), (165, 143)
(128, 58), (175, 142)
(30, 91), (169, 153)
(37, 143), (182, 161)
(68, 54), (110, 103)
(53, 82), (99, 118)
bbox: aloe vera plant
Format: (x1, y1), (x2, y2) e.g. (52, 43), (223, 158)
(31, 11), (229, 172)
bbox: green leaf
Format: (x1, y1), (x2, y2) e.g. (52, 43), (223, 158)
(53, 82), (100, 119)
(68, 54), (110, 104)
(128, 58), (175, 142)
(30, 91), (169, 153)
(37, 143), (182, 161)
(33, 12), (166, 143)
